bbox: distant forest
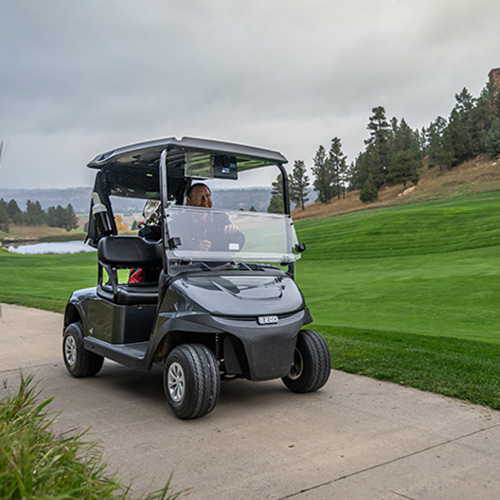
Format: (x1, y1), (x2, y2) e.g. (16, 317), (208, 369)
(282, 69), (500, 210)
(0, 198), (78, 233)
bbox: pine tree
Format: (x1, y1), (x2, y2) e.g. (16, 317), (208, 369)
(6, 199), (24, 225)
(485, 118), (500, 157)
(289, 160), (310, 210)
(0, 199), (10, 233)
(268, 174), (284, 213)
(65, 204), (78, 231)
(311, 145), (332, 203)
(25, 200), (46, 226)
(327, 137), (348, 200)
(388, 119), (421, 187)
(359, 174), (378, 203)
(364, 106), (392, 188)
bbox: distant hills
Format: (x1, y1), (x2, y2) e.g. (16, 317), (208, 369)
(0, 187), (94, 213)
(0, 186), (273, 214)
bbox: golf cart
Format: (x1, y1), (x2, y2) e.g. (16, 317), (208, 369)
(63, 137), (331, 419)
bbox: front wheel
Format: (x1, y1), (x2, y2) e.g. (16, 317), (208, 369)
(282, 329), (331, 393)
(163, 344), (220, 419)
(63, 322), (104, 377)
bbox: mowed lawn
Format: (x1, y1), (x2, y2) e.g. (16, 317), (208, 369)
(294, 191), (500, 408)
(296, 191), (500, 344)
(1, 190), (499, 407)
(0, 251), (96, 311)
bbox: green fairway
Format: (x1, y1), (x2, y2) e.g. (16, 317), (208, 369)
(1, 191), (499, 408)
(295, 190), (500, 345)
(0, 250), (96, 312)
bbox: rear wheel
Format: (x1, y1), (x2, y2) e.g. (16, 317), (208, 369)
(282, 329), (331, 393)
(63, 322), (104, 377)
(163, 344), (220, 419)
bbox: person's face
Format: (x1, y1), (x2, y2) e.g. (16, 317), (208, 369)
(187, 186), (212, 208)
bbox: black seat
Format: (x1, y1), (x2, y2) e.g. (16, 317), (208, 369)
(97, 236), (163, 305)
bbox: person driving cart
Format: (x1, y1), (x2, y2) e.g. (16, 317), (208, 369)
(183, 183), (244, 252)
(129, 182), (244, 282)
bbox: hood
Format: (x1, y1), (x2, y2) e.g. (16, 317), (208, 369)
(172, 273), (305, 316)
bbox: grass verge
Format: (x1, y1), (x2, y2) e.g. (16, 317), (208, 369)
(319, 324), (500, 409)
(0, 375), (188, 500)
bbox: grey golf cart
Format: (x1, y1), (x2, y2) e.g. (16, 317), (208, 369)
(62, 137), (331, 419)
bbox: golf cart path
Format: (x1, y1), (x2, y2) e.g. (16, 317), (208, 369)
(1, 303), (500, 499)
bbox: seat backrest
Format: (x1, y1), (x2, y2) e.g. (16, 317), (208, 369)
(98, 236), (163, 268)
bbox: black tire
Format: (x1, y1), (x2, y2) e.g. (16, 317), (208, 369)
(63, 322), (104, 377)
(282, 329), (331, 393)
(163, 344), (220, 419)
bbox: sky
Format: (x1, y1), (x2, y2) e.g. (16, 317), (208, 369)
(1, 0), (499, 189)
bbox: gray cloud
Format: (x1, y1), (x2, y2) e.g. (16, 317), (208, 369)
(1, 0), (499, 188)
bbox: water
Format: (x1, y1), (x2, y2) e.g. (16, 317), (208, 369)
(6, 240), (96, 255)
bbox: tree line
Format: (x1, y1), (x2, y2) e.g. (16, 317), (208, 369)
(269, 72), (500, 211)
(0, 198), (78, 233)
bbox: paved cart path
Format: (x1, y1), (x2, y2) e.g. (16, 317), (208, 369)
(1, 302), (500, 499)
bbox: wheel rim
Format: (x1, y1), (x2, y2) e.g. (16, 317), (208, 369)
(64, 335), (77, 366)
(167, 362), (185, 403)
(287, 348), (303, 380)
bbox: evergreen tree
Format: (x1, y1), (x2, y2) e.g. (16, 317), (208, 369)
(46, 206), (57, 227)
(470, 84), (498, 153)
(485, 118), (500, 157)
(6, 199), (24, 225)
(65, 204), (78, 231)
(327, 137), (348, 200)
(25, 200), (46, 226)
(388, 150), (420, 187)
(359, 173), (378, 203)
(267, 174), (284, 213)
(55, 205), (67, 228)
(364, 106), (392, 188)
(388, 119), (421, 187)
(427, 117), (453, 172)
(0, 199), (10, 233)
(311, 145), (332, 203)
(289, 160), (310, 210)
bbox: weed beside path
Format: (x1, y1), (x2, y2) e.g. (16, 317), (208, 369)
(0, 375), (186, 500)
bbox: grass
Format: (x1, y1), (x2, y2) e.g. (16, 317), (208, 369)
(1, 191), (500, 409)
(295, 191), (500, 344)
(0, 375), (187, 500)
(322, 325), (500, 409)
(0, 250), (96, 312)
(1, 224), (85, 242)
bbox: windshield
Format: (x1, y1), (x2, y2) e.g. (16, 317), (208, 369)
(165, 206), (300, 263)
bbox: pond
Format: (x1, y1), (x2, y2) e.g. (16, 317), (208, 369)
(6, 240), (96, 255)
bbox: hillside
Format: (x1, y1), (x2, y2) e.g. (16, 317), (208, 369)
(292, 156), (500, 220)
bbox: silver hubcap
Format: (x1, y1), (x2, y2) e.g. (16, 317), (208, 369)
(287, 348), (303, 380)
(168, 362), (185, 402)
(65, 335), (77, 366)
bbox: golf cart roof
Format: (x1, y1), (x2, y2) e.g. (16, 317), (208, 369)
(88, 136), (288, 170)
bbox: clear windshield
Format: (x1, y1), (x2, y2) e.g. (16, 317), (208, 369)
(165, 206), (300, 263)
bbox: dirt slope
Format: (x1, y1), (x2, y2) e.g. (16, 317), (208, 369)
(292, 157), (500, 221)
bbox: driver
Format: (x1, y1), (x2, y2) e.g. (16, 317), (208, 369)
(129, 183), (244, 283)
(185, 183), (242, 251)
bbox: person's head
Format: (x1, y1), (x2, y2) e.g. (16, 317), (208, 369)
(186, 183), (212, 208)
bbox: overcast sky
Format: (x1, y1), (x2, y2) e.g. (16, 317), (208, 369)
(1, 0), (499, 189)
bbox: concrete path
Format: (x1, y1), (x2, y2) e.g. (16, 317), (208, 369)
(1, 302), (499, 499)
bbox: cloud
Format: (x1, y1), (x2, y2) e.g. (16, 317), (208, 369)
(1, 0), (499, 188)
